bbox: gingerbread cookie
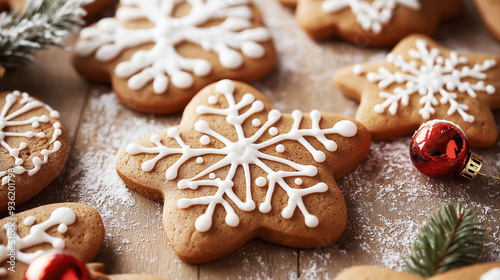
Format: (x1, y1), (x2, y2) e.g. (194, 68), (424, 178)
(0, 91), (69, 212)
(0, 203), (105, 279)
(0, 0), (113, 20)
(116, 79), (371, 263)
(334, 34), (500, 147)
(278, 0), (297, 8)
(473, 0), (500, 43)
(334, 263), (500, 280)
(73, 0), (276, 114)
(83, 0), (115, 20)
(295, 0), (463, 46)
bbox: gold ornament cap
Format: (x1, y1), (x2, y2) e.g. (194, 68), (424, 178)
(459, 153), (483, 181)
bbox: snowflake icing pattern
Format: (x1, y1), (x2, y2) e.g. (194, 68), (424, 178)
(364, 39), (497, 122)
(127, 80), (358, 232)
(0, 91), (62, 185)
(0, 207), (76, 277)
(322, 0), (420, 34)
(76, 0), (271, 94)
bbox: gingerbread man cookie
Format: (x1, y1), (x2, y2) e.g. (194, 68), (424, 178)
(334, 34), (500, 147)
(116, 80), (371, 263)
(73, 0), (276, 114)
(334, 263), (500, 280)
(295, 0), (463, 46)
(0, 91), (69, 212)
(473, 0), (500, 43)
(0, 203), (105, 279)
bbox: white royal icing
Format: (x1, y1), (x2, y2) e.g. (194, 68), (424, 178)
(322, 0), (420, 34)
(0, 207), (76, 277)
(127, 79), (358, 232)
(367, 39), (497, 122)
(0, 91), (63, 185)
(480, 267), (500, 280)
(76, 0), (271, 94)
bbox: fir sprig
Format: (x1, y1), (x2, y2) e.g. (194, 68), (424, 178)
(404, 202), (484, 278)
(0, 0), (90, 67)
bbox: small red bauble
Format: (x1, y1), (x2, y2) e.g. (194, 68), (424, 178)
(24, 251), (91, 280)
(410, 120), (469, 178)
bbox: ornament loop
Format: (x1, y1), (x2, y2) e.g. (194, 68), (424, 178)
(459, 153), (483, 180)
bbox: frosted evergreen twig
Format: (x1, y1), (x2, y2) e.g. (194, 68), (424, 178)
(0, 0), (90, 67)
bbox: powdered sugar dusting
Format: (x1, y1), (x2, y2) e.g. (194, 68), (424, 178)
(65, 90), (177, 260)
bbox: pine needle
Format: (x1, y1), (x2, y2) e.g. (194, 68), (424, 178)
(404, 202), (484, 278)
(0, 0), (90, 67)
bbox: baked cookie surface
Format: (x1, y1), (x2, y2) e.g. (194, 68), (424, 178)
(334, 34), (500, 147)
(473, 0), (500, 43)
(74, 0), (276, 114)
(334, 263), (500, 280)
(0, 203), (105, 279)
(0, 0), (114, 19)
(0, 91), (69, 211)
(295, 0), (463, 46)
(116, 80), (371, 263)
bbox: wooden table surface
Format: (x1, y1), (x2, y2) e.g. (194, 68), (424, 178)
(1, 0), (500, 279)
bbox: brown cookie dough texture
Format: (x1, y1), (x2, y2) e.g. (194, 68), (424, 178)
(73, 0), (277, 114)
(83, 0), (115, 19)
(0, 0), (113, 19)
(278, 0), (298, 8)
(0, 91), (69, 211)
(334, 34), (500, 147)
(296, 0), (463, 46)
(116, 80), (371, 263)
(0, 203), (105, 279)
(334, 263), (500, 280)
(473, 0), (500, 42)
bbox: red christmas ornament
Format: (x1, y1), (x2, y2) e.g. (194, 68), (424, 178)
(409, 120), (500, 180)
(24, 251), (91, 280)
(410, 120), (471, 178)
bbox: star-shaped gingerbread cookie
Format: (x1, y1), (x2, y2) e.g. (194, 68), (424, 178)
(116, 79), (371, 263)
(334, 34), (500, 147)
(295, 0), (462, 46)
(73, 0), (276, 114)
(334, 263), (500, 280)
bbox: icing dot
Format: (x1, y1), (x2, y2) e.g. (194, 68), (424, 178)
(209, 173), (216, 179)
(255, 177), (266, 187)
(252, 118), (261, 127)
(295, 178), (303, 185)
(352, 64), (363, 75)
(200, 135), (210, 145)
(58, 223), (68, 233)
(208, 95), (218, 105)
(276, 144), (285, 153)
(269, 127), (278, 136)
(196, 157), (204, 164)
(23, 216), (36, 226)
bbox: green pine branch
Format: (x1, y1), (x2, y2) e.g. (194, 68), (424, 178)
(0, 0), (89, 68)
(404, 202), (484, 278)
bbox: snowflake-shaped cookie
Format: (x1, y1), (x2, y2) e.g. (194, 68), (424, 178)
(74, 0), (275, 114)
(334, 34), (500, 147)
(295, 0), (463, 46)
(0, 203), (104, 277)
(116, 80), (371, 263)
